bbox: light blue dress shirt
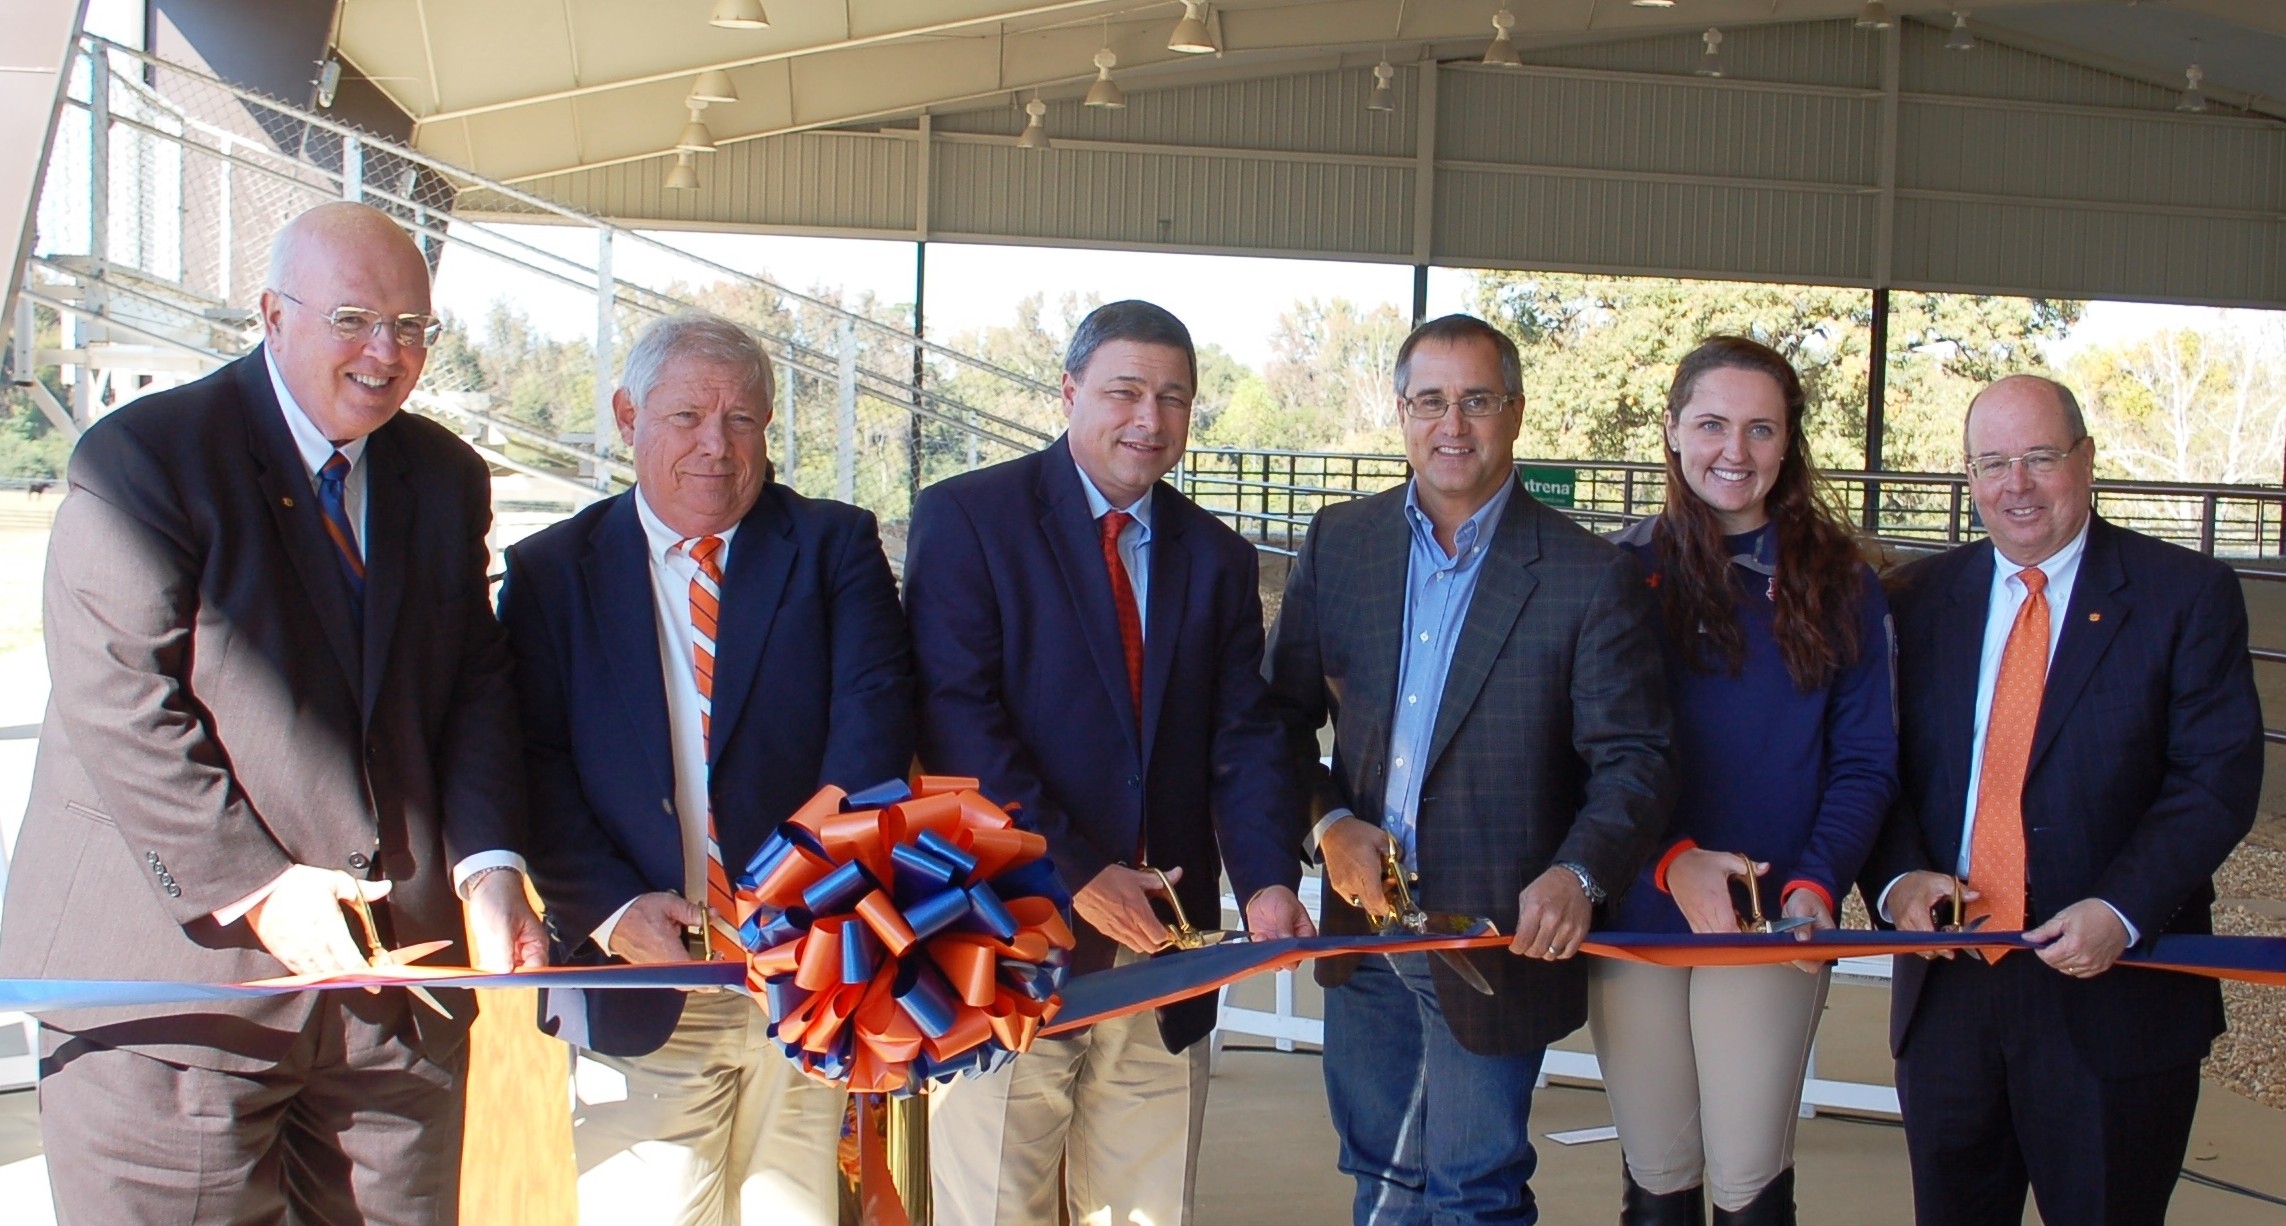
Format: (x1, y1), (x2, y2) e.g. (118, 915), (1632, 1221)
(1072, 455), (1155, 639)
(1381, 478), (1515, 872)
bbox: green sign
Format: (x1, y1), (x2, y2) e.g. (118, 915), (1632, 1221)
(1518, 464), (1576, 508)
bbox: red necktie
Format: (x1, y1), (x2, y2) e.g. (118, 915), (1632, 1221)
(685, 535), (743, 961)
(1967, 566), (2047, 950)
(1098, 510), (1144, 722)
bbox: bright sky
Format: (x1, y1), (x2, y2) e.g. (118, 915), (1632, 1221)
(431, 225), (2252, 376)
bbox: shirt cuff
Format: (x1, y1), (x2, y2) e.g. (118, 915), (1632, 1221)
(1876, 874), (1908, 925)
(1781, 879), (1835, 915)
(593, 896), (640, 955)
(211, 867), (295, 927)
(1303, 809), (1355, 859)
(2096, 899), (2142, 946)
(1652, 839), (1699, 894)
(453, 851), (528, 900)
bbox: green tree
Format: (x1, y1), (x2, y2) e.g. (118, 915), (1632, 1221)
(2068, 317), (2286, 486)
(1467, 272), (2080, 474)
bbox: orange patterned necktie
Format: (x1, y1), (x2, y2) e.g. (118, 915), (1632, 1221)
(686, 535), (744, 960)
(1966, 565), (2047, 947)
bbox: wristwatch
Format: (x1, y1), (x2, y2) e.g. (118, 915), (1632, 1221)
(1553, 860), (1605, 905)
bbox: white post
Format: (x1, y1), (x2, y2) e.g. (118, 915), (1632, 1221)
(89, 47), (110, 271)
(217, 134), (233, 303)
(593, 228), (615, 489)
(341, 134), (362, 202)
(836, 316), (856, 504)
(780, 375), (797, 487)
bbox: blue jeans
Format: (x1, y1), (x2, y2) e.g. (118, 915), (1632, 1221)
(1322, 952), (1546, 1225)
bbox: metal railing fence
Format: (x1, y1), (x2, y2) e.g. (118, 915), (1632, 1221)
(1176, 449), (2286, 562)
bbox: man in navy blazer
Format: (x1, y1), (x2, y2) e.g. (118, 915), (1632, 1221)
(907, 301), (1310, 1226)
(1864, 375), (2262, 1226)
(502, 313), (913, 1226)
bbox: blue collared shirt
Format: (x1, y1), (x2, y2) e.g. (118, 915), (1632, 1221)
(1381, 477), (1515, 871)
(1072, 453), (1155, 639)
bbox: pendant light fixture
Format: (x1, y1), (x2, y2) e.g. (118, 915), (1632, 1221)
(1169, 1), (1215, 54)
(1855, 2), (1892, 30)
(1368, 59), (1397, 112)
(1697, 29), (1724, 78)
(1086, 48), (1126, 108)
(708, 0), (768, 30)
(688, 69), (739, 106)
(1017, 98), (1050, 149)
(1483, 7), (1521, 67)
(664, 152), (699, 190)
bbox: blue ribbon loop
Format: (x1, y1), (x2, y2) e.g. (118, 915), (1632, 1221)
(805, 860), (875, 915)
(894, 959), (960, 1038)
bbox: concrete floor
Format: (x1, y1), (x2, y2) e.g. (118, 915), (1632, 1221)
(1191, 1045), (2286, 1225)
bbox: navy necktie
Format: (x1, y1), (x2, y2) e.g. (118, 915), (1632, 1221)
(316, 451), (365, 632)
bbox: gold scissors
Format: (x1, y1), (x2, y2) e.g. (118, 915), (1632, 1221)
(1146, 865), (1233, 951)
(1727, 854), (1813, 935)
(344, 890), (453, 1019)
(1375, 842), (1498, 995)
(1936, 874), (1991, 962)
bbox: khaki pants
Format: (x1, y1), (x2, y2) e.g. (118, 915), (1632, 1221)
(928, 983), (1210, 1226)
(1587, 960), (1831, 1212)
(571, 990), (846, 1226)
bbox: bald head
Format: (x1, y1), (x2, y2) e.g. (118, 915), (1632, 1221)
(259, 202), (434, 443)
(1964, 374), (2085, 450)
(265, 202), (427, 299)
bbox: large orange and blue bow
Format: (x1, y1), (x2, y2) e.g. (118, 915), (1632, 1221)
(735, 777), (1075, 1094)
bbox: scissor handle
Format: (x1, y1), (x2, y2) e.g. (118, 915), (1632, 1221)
(1725, 853), (1768, 932)
(1146, 865), (1194, 941)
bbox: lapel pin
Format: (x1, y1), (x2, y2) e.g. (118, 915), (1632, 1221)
(2089, 612), (2102, 622)
(281, 496), (295, 508)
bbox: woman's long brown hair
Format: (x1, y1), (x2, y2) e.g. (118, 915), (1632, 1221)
(1654, 336), (1866, 690)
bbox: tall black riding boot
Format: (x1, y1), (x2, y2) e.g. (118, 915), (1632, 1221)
(1622, 1165), (1707, 1226)
(1711, 1167), (1796, 1226)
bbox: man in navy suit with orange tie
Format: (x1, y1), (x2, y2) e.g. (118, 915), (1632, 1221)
(905, 300), (1310, 1226)
(1865, 374), (2262, 1225)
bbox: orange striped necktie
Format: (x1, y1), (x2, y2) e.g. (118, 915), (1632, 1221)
(1966, 565), (2047, 950)
(684, 535), (743, 961)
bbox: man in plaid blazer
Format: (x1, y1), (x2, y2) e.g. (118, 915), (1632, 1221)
(1266, 314), (1674, 1224)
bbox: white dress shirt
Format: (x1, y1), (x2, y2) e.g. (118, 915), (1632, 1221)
(216, 355), (526, 926)
(591, 490), (742, 951)
(1880, 518), (2135, 941)
(1072, 457), (1154, 639)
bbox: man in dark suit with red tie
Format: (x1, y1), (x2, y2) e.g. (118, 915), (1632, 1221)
(1865, 374), (2263, 1225)
(0, 202), (545, 1223)
(905, 300), (1310, 1226)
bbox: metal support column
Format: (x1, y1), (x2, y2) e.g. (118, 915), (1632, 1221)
(1412, 265), (1429, 327)
(593, 228), (615, 489)
(836, 316), (857, 504)
(910, 239), (926, 504)
(1864, 287), (1890, 532)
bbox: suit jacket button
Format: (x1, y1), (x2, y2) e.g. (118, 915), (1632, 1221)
(1126, 775), (1140, 789)
(347, 851), (371, 872)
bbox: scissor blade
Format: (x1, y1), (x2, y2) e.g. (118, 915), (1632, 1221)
(1759, 916), (1816, 935)
(1435, 949), (1497, 995)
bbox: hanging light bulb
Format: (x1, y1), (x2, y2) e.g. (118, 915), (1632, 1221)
(1483, 7), (1521, 67)
(1367, 60), (1397, 112)
(708, 0), (768, 30)
(1017, 98), (1050, 149)
(664, 152), (699, 190)
(1945, 12), (1976, 51)
(688, 69), (739, 106)
(1696, 29), (1724, 78)
(2178, 64), (2206, 112)
(675, 109), (716, 153)
(1855, 1), (1892, 30)
(1169, 1), (1215, 54)
(1085, 48), (1126, 108)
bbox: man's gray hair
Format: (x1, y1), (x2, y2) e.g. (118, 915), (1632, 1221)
(621, 312), (774, 411)
(1393, 314), (1523, 398)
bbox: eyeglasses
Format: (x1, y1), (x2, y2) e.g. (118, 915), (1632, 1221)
(1401, 392), (1514, 419)
(277, 291), (443, 350)
(1965, 436), (2086, 481)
